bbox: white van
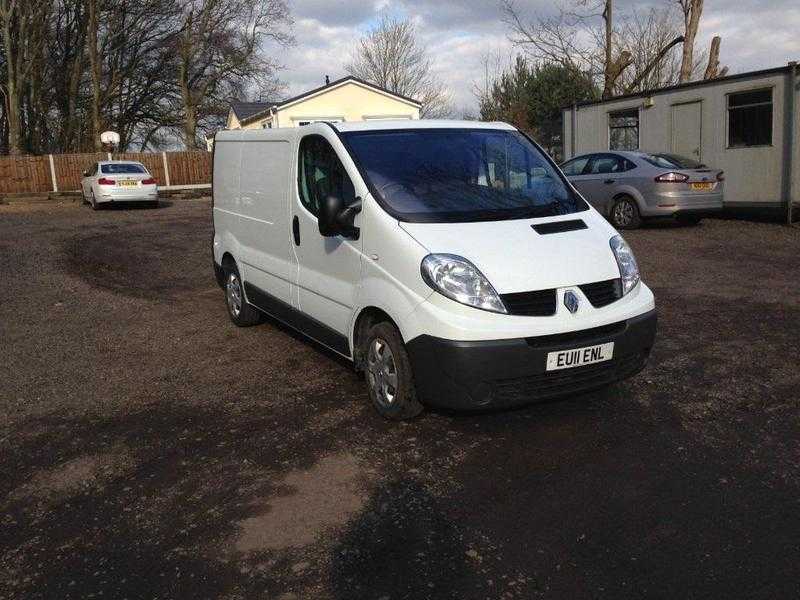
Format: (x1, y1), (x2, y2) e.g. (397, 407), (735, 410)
(212, 120), (656, 419)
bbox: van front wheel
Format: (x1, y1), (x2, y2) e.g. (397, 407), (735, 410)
(223, 262), (262, 327)
(364, 322), (423, 420)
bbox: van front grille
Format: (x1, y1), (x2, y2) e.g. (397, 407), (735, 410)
(501, 289), (557, 316)
(491, 352), (647, 404)
(578, 279), (622, 308)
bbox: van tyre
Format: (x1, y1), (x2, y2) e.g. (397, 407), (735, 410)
(364, 322), (423, 420)
(223, 262), (262, 327)
(610, 196), (641, 229)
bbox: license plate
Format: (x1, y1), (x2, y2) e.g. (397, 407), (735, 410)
(119, 180), (138, 187)
(546, 342), (614, 371)
(690, 182), (713, 191)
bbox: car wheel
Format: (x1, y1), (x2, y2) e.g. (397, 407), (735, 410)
(364, 321), (423, 420)
(223, 261), (262, 327)
(610, 196), (641, 229)
(90, 191), (99, 210)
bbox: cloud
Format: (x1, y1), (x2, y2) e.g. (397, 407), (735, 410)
(275, 0), (799, 113)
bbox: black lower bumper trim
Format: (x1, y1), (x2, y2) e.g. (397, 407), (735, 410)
(406, 309), (657, 410)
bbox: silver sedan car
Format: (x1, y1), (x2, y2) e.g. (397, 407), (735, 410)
(560, 151), (724, 228)
(81, 161), (159, 209)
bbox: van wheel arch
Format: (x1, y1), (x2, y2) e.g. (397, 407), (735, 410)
(221, 252), (236, 268)
(352, 307), (399, 372)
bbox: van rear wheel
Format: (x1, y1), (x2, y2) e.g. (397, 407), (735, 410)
(223, 262), (262, 327)
(364, 322), (423, 420)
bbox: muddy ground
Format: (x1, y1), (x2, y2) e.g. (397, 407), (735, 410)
(1, 200), (798, 599)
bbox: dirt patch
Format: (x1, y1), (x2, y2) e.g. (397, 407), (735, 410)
(11, 448), (134, 501)
(62, 221), (211, 301)
(235, 453), (368, 553)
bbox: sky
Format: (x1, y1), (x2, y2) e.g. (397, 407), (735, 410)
(273, 0), (800, 113)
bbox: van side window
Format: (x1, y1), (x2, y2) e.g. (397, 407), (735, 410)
(297, 135), (355, 217)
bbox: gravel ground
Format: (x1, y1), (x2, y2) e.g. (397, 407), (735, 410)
(1, 200), (798, 599)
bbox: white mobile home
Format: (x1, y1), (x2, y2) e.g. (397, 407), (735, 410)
(563, 63), (799, 214)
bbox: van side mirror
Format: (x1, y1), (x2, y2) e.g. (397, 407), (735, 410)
(319, 196), (362, 240)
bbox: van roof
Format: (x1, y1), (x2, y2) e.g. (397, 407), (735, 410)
(213, 120), (518, 144)
(332, 119), (516, 132)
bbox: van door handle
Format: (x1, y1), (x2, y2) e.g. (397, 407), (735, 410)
(292, 216), (300, 246)
(603, 179), (615, 184)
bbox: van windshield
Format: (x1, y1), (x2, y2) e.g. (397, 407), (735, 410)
(341, 129), (587, 223)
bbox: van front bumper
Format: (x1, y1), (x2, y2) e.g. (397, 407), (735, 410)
(406, 309), (657, 410)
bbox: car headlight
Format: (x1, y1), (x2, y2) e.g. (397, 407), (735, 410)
(610, 235), (640, 295)
(420, 254), (507, 314)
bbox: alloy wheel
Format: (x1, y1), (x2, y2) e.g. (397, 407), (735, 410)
(614, 200), (635, 227)
(366, 337), (398, 407)
(226, 272), (243, 317)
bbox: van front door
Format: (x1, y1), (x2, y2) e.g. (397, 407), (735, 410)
(292, 132), (363, 356)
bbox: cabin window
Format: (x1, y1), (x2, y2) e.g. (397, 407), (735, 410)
(727, 88), (772, 147)
(609, 109), (639, 151)
(297, 135), (355, 217)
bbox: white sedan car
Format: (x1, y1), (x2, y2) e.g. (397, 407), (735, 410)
(81, 161), (159, 209)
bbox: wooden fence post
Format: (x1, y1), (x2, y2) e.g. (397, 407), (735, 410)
(162, 152), (171, 187)
(48, 154), (58, 192)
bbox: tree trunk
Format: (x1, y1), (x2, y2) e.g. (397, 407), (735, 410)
(601, 0), (614, 99)
(1, 0), (23, 154)
(703, 35), (727, 80)
(679, 0), (703, 83)
(183, 103), (198, 149)
(87, 0), (103, 151)
(64, 47), (85, 151)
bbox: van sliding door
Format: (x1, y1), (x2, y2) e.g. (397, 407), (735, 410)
(238, 140), (297, 308)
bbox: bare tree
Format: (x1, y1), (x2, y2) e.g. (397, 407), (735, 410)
(0, 0), (50, 154)
(51, 0), (89, 152)
(502, 0), (684, 99)
(616, 7), (687, 94)
(0, 0), (293, 154)
(174, 0), (292, 149)
(346, 14), (453, 118)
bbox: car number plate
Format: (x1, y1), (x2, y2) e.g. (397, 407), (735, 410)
(546, 342), (614, 371)
(690, 182), (713, 191)
(119, 180), (138, 187)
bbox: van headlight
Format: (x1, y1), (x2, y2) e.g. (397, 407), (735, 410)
(421, 254), (507, 314)
(610, 235), (640, 295)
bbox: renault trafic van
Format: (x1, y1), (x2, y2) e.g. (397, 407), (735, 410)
(212, 120), (656, 420)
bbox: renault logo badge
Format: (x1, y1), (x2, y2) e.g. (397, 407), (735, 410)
(564, 290), (580, 314)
